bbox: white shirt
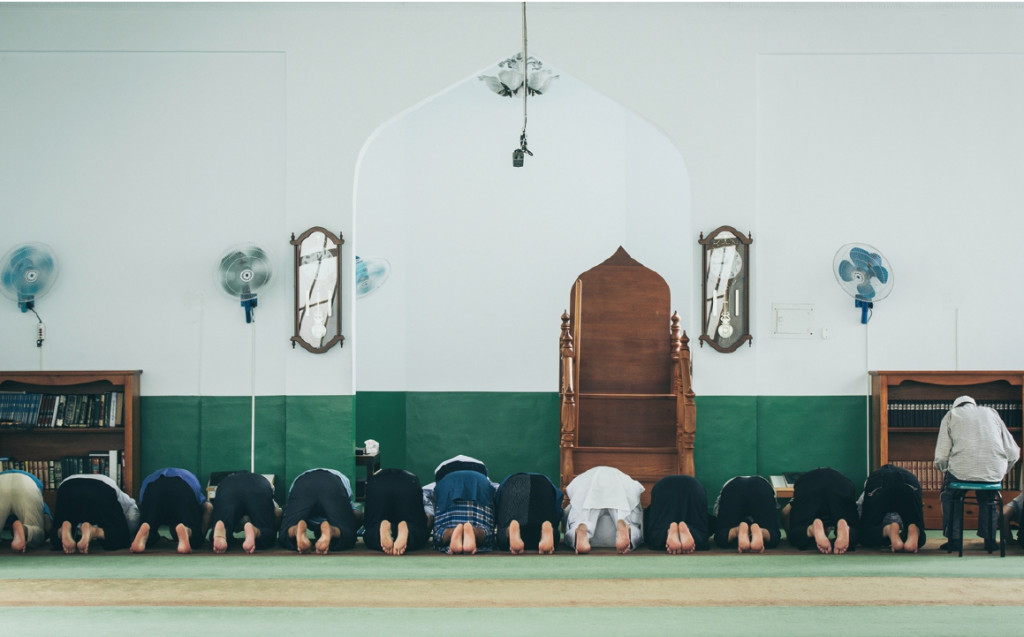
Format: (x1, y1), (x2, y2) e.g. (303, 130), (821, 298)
(565, 466), (644, 512)
(934, 403), (1021, 483)
(563, 466), (645, 549)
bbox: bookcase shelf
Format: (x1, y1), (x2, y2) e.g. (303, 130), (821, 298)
(0, 370), (141, 506)
(870, 370), (1024, 530)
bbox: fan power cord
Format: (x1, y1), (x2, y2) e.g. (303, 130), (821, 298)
(29, 307), (45, 347)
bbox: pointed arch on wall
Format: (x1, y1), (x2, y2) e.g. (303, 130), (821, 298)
(353, 55), (692, 392)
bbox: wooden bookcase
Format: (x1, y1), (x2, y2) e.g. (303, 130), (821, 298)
(870, 370), (1024, 530)
(0, 370), (141, 507)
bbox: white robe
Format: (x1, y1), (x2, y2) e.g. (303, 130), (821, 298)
(563, 466), (644, 549)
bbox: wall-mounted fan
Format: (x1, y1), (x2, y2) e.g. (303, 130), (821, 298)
(833, 243), (893, 323)
(1, 242), (59, 313)
(217, 244), (273, 323)
(355, 256), (391, 298)
(217, 243), (273, 474)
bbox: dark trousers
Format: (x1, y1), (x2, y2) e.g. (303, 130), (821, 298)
(495, 472), (562, 551)
(361, 468), (429, 553)
(51, 478), (131, 551)
(940, 472), (998, 544)
(277, 469), (357, 551)
(645, 475), (710, 551)
(714, 476), (781, 549)
(787, 467), (859, 550)
(860, 464), (927, 547)
(210, 471), (276, 549)
(138, 475), (204, 547)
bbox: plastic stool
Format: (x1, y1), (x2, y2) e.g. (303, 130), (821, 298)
(948, 481), (1006, 557)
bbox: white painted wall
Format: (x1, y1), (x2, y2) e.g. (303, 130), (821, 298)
(0, 51), (288, 396)
(1, 3), (1023, 398)
(353, 66), (690, 391)
(757, 53), (1024, 396)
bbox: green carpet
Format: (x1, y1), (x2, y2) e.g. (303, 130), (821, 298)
(4, 606), (1023, 636)
(3, 547), (1022, 635)
(3, 551), (1023, 580)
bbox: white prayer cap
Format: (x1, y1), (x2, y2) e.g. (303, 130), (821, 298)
(434, 454), (485, 475)
(953, 395), (976, 408)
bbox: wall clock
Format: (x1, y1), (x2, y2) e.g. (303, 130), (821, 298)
(699, 226), (752, 353)
(291, 226), (345, 353)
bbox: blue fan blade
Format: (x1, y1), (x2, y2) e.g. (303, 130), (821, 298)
(17, 248), (53, 272)
(849, 246), (884, 269)
(849, 247), (870, 268)
(872, 264), (889, 284)
(838, 260), (858, 282)
(857, 282), (876, 300)
(1, 267), (16, 291)
(33, 253), (54, 275)
(355, 257), (367, 287)
(10, 246), (34, 262)
(4, 248), (53, 296)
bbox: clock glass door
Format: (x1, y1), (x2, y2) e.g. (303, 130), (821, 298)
(699, 226), (752, 352)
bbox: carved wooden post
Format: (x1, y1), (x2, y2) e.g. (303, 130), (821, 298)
(559, 310), (577, 494)
(671, 312), (696, 476)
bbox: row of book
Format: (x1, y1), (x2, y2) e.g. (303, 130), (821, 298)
(889, 459), (1023, 491)
(886, 400), (1022, 429)
(0, 450), (122, 491)
(0, 391), (124, 429)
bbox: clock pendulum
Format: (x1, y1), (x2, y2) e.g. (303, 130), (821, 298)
(717, 297), (734, 339)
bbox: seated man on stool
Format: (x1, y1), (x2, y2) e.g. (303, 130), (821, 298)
(934, 395), (1021, 552)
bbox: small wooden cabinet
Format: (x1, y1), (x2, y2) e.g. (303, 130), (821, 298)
(0, 370), (142, 506)
(870, 370), (1024, 530)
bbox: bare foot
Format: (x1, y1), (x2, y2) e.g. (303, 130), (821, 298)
(883, 521), (903, 553)
(904, 524), (921, 554)
(77, 522), (95, 554)
(60, 521), (76, 554)
(242, 522), (258, 554)
(78, 523), (104, 554)
(615, 519), (631, 554)
(60, 521), (77, 554)
(575, 523), (591, 555)
(538, 521), (555, 555)
(448, 523), (464, 554)
(393, 521), (409, 555)
(11, 520), (27, 553)
(678, 521), (696, 553)
(508, 520), (525, 554)
(294, 520), (312, 554)
(666, 521), (683, 554)
(750, 523), (766, 553)
(212, 520), (228, 554)
(131, 522), (150, 553)
(737, 521), (751, 553)
(462, 522), (478, 555)
(175, 523), (193, 554)
(811, 519), (832, 554)
(833, 519), (850, 554)
(315, 521), (336, 555)
(380, 520), (395, 555)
